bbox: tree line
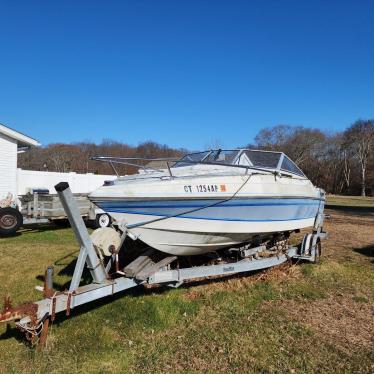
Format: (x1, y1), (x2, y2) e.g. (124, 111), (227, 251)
(19, 119), (374, 196)
(18, 140), (186, 177)
(253, 120), (374, 196)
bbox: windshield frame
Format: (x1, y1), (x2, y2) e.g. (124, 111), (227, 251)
(173, 149), (306, 177)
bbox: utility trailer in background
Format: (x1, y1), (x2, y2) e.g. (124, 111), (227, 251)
(0, 124), (117, 236)
(19, 192), (111, 228)
(0, 191), (112, 236)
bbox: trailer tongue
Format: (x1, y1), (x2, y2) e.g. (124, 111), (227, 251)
(0, 182), (327, 349)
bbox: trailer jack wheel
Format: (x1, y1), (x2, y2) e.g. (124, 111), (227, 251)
(0, 207), (23, 236)
(94, 213), (111, 228)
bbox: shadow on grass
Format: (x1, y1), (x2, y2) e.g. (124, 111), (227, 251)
(325, 204), (374, 214)
(35, 259), (93, 291)
(20, 220), (96, 235)
(353, 244), (374, 258)
(0, 223), (72, 242)
(0, 323), (29, 346)
(20, 223), (69, 234)
(0, 232), (22, 238)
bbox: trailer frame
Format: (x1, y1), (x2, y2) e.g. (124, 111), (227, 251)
(0, 182), (327, 348)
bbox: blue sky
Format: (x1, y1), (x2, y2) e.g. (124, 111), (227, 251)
(0, 0), (373, 149)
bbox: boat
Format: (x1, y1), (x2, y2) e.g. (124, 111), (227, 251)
(89, 149), (325, 256)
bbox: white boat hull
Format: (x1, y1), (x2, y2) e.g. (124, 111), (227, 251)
(108, 211), (316, 255)
(90, 167), (324, 256)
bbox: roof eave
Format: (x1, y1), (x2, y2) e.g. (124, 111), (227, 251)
(0, 123), (40, 147)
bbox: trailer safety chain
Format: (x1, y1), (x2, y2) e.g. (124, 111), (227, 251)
(16, 312), (49, 346)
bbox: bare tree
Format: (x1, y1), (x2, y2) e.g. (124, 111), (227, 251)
(19, 139), (185, 176)
(254, 125), (296, 152)
(344, 120), (374, 196)
(254, 125), (327, 183)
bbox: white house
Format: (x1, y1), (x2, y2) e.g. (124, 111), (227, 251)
(0, 123), (40, 202)
(0, 123), (117, 204)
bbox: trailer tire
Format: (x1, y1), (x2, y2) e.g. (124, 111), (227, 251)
(0, 207), (23, 236)
(94, 213), (111, 228)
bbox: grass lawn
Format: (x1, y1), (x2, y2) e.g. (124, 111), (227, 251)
(0, 208), (373, 373)
(326, 194), (374, 208)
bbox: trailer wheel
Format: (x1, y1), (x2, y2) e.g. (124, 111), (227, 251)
(0, 207), (23, 236)
(94, 213), (111, 228)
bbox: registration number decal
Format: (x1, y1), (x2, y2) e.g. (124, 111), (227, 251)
(184, 184), (226, 193)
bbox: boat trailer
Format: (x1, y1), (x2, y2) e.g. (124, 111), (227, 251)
(0, 182), (327, 348)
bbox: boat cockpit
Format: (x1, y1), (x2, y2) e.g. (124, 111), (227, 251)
(173, 149), (305, 177)
(91, 149), (306, 179)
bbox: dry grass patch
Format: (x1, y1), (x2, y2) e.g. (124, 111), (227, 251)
(277, 294), (374, 356)
(182, 261), (303, 302)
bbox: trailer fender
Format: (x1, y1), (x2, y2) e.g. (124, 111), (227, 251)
(300, 233), (322, 263)
(301, 233), (313, 256)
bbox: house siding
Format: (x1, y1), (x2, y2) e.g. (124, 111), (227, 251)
(0, 132), (17, 201)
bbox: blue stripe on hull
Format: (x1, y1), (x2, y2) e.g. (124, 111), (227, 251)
(94, 198), (321, 222)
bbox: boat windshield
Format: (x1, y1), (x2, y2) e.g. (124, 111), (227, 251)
(173, 150), (240, 168)
(242, 150), (281, 169)
(173, 149), (305, 177)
